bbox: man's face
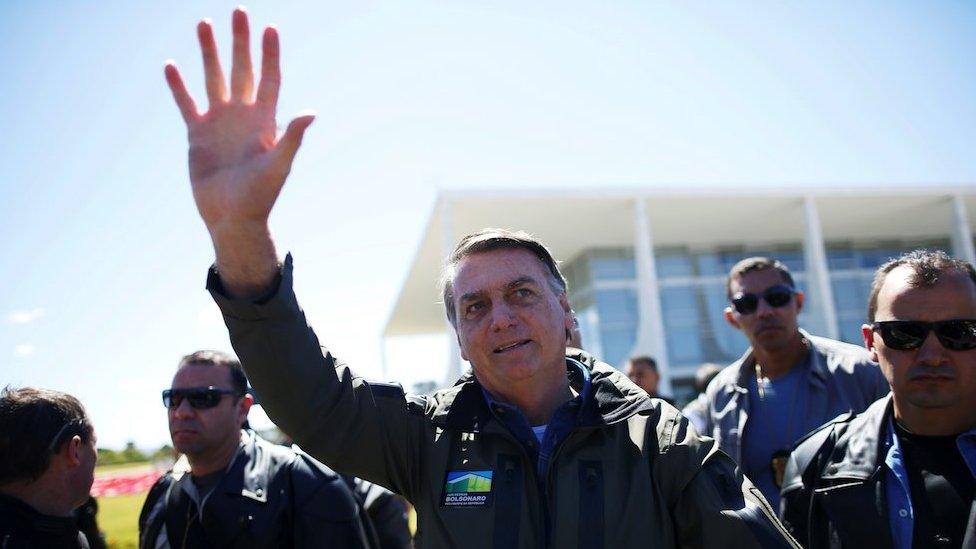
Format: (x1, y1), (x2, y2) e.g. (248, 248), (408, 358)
(626, 361), (659, 394)
(725, 268), (804, 352)
(168, 364), (250, 459)
(863, 266), (976, 420)
(452, 248), (574, 397)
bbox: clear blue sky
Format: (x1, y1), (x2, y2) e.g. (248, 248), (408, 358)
(1, 1), (974, 449)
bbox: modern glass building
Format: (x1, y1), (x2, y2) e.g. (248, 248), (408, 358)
(383, 188), (975, 402)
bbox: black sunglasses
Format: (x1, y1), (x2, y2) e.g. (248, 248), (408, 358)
(730, 285), (795, 315)
(162, 386), (242, 410)
(872, 319), (976, 352)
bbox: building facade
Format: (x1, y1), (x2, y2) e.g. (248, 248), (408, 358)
(383, 188), (976, 402)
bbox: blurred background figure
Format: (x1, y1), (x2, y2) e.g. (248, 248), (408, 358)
(681, 363), (723, 434)
(0, 387), (101, 548)
(703, 256), (889, 509)
(625, 355), (676, 405)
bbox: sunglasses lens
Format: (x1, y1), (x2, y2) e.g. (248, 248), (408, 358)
(162, 390), (176, 408)
(936, 320), (976, 351)
(187, 391), (222, 409)
(879, 322), (927, 350)
(732, 294), (758, 314)
(764, 288), (793, 308)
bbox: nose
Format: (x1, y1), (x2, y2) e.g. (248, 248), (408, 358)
(489, 300), (518, 331)
(915, 330), (949, 367)
(172, 397), (196, 419)
(755, 297), (776, 318)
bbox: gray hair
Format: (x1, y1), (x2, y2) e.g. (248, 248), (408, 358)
(441, 228), (567, 328)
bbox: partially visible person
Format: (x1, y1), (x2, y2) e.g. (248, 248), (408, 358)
(625, 355), (676, 405)
(342, 476), (412, 549)
(0, 387), (99, 548)
(781, 250), (976, 549)
(138, 351), (370, 548)
(681, 363), (723, 434)
(566, 315), (583, 349)
(703, 256), (889, 508)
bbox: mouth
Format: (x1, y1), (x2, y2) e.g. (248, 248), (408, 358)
(909, 373), (955, 382)
(493, 340), (531, 354)
(171, 428), (199, 438)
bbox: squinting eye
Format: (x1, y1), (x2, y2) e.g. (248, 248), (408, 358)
(465, 302), (485, 316)
(515, 288), (533, 298)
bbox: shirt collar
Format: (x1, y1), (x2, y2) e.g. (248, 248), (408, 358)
(481, 358), (592, 424)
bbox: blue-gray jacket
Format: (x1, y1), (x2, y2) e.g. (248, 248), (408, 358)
(702, 330), (890, 465)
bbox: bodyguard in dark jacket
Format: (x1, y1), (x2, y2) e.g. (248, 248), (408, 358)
(138, 351), (369, 548)
(780, 251), (976, 549)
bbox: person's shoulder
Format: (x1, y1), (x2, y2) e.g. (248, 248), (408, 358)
(704, 361), (743, 397)
(808, 334), (873, 366)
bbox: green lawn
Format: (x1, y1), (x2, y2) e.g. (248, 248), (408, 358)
(95, 461), (152, 474)
(98, 492), (147, 549)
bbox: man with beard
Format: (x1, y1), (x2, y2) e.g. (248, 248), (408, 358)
(781, 251), (976, 549)
(701, 257), (889, 507)
(138, 351), (371, 548)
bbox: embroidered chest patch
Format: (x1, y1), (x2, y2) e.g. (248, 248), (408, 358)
(443, 470), (493, 507)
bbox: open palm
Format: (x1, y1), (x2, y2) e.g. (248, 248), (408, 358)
(164, 8), (314, 232)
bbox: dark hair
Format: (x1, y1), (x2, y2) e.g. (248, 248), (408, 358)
(441, 228), (567, 328)
(628, 355), (658, 372)
(0, 386), (93, 484)
(178, 350), (248, 396)
(867, 250), (976, 321)
(694, 363), (724, 394)
(726, 256), (795, 299)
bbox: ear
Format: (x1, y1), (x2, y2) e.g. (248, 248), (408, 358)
(559, 293), (573, 329)
(794, 289), (805, 313)
(724, 306), (740, 330)
(862, 324), (879, 362)
(238, 393), (254, 426)
(457, 331), (469, 362)
(63, 435), (84, 469)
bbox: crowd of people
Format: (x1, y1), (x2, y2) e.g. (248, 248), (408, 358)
(3, 8), (975, 549)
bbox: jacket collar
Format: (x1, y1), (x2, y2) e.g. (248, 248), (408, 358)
(730, 328), (827, 391)
(821, 395), (893, 481)
(429, 350), (654, 430)
(180, 430), (271, 506)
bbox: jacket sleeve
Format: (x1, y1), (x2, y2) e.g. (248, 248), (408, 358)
(208, 254), (425, 501)
(655, 406), (801, 549)
(290, 454), (371, 549)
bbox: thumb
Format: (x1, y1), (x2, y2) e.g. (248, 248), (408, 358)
(273, 111), (316, 173)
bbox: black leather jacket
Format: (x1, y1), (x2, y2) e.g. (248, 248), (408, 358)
(138, 431), (370, 548)
(780, 396), (976, 549)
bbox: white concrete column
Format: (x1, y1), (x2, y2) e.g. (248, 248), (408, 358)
(801, 196), (839, 340)
(631, 198), (672, 395)
(950, 195), (976, 265)
(441, 198), (463, 384)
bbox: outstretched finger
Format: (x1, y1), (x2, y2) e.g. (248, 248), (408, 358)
(229, 7), (254, 102)
(164, 62), (200, 123)
(255, 26), (280, 108)
(272, 113), (316, 175)
(197, 19), (228, 105)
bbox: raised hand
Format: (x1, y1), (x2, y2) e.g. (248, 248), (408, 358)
(165, 8), (313, 296)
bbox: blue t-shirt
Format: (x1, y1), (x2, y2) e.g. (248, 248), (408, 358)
(742, 360), (808, 508)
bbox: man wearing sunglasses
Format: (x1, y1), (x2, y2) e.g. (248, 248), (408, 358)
(0, 387), (99, 548)
(702, 257), (889, 508)
(138, 351), (371, 548)
(781, 250), (976, 549)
